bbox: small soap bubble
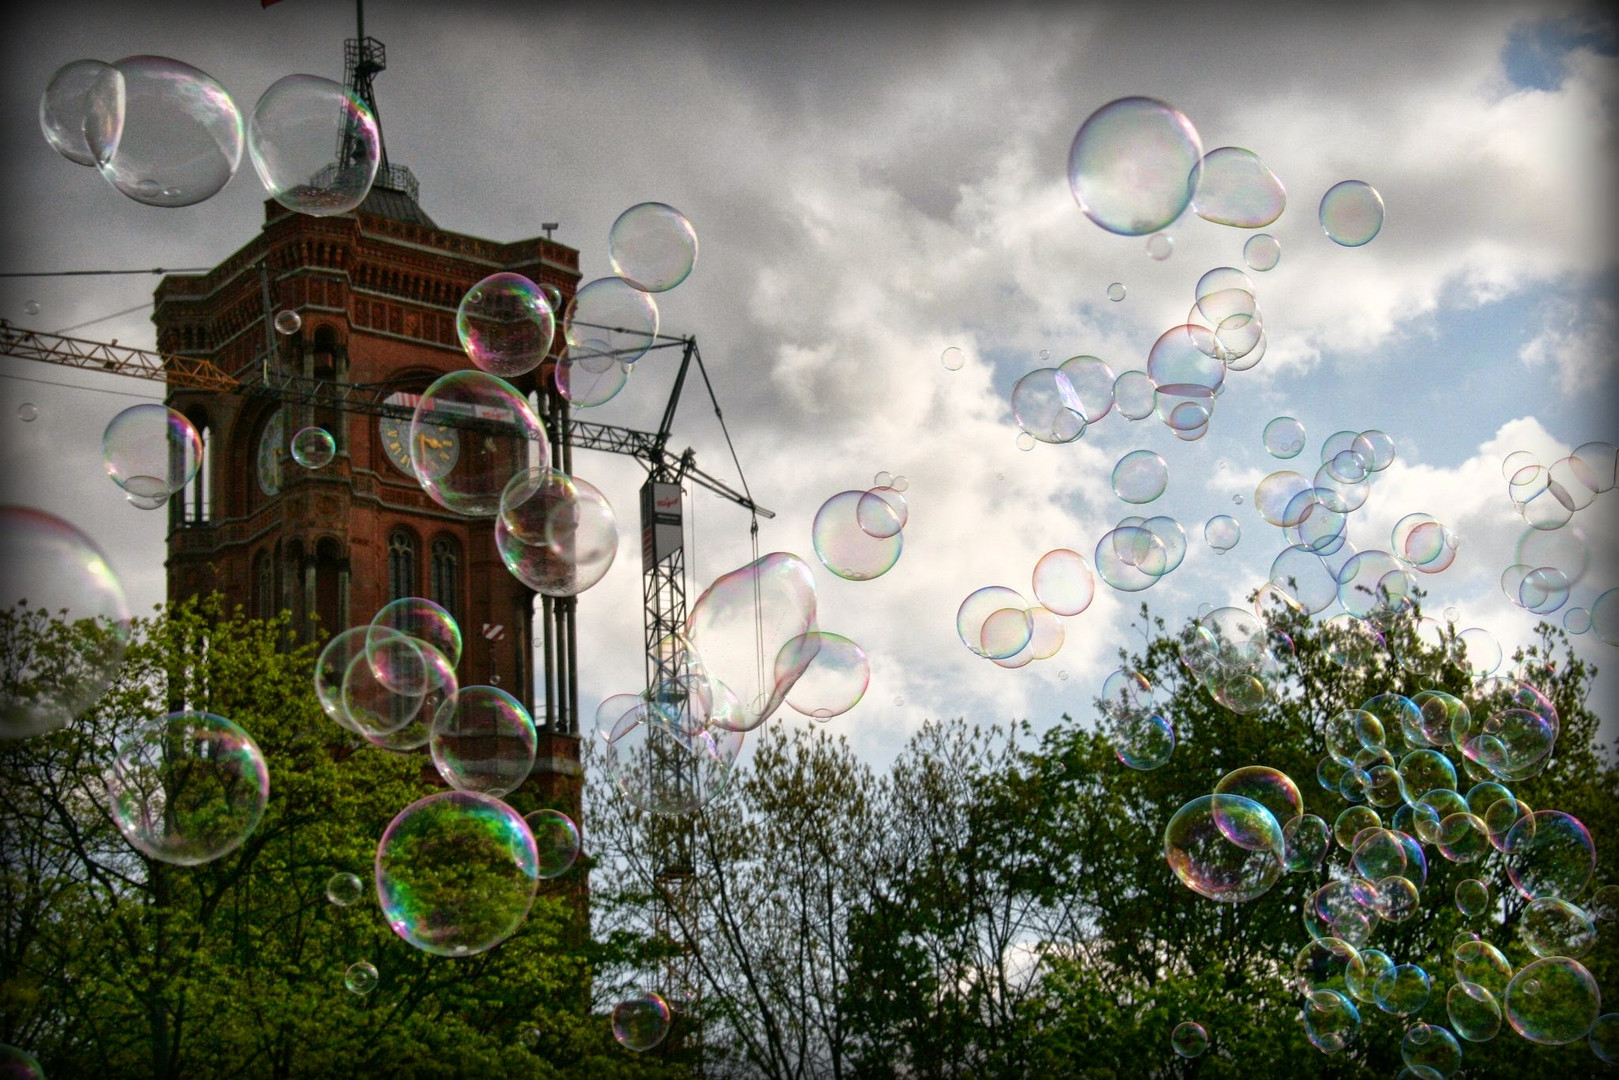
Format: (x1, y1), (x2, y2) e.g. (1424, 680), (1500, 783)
(1107, 282), (1126, 302)
(1146, 232), (1174, 260)
(1244, 232), (1282, 271)
(344, 960), (378, 995)
(523, 808), (581, 879)
(326, 871), (363, 906)
(1016, 432), (1036, 452)
(612, 992), (672, 1051)
(23, 300), (41, 316)
(291, 426), (336, 469)
(1171, 1020), (1208, 1058)
(940, 346), (965, 371)
(1204, 514), (1240, 553)
(17, 403), (38, 423)
(1320, 180), (1385, 247)
(1232, 493), (1244, 505)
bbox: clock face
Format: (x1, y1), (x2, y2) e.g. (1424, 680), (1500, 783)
(256, 411), (284, 497)
(379, 410), (458, 480)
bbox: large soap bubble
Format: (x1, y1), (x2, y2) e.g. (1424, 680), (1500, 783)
(1067, 96), (1203, 236)
(375, 790), (539, 956)
(98, 56), (243, 207)
(1164, 794), (1285, 903)
(564, 277), (659, 366)
(457, 272), (556, 378)
(39, 59), (124, 167)
(1504, 957), (1601, 1045)
(248, 74), (379, 216)
(106, 711), (269, 865)
(686, 553), (818, 731)
(410, 371), (549, 517)
(370, 597), (463, 669)
(497, 469), (619, 597)
(1319, 180), (1385, 247)
(430, 685), (536, 798)
(603, 698), (740, 815)
(609, 202), (698, 292)
(102, 404), (201, 500)
(780, 631), (870, 719)
(1, 507), (132, 739)
(1190, 146), (1285, 227)
(813, 490), (903, 580)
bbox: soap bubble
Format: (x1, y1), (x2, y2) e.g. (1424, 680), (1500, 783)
(99, 56), (242, 207)
(813, 490), (903, 580)
(0, 507), (132, 739)
(39, 58), (124, 167)
(1264, 416), (1305, 458)
(1505, 957), (1601, 1044)
(248, 74), (379, 216)
(1447, 981), (1502, 1043)
(1111, 710), (1174, 770)
(1374, 963), (1431, 1017)
(1011, 367), (1086, 444)
(0, 1044), (45, 1079)
(1067, 96), (1202, 236)
(564, 277), (658, 366)
(1244, 232), (1282, 271)
(1032, 549), (1095, 616)
(1215, 765), (1302, 828)
(1056, 355), (1117, 423)
(857, 486), (907, 539)
(326, 871), (363, 906)
(430, 685), (535, 798)
(554, 344), (630, 407)
(609, 202), (698, 292)
(457, 272), (556, 378)
(1284, 814), (1330, 873)
(1401, 1024), (1461, 1078)
(1170, 1021), (1207, 1058)
(107, 711), (269, 865)
(1164, 794), (1284, 903)
(1145, 232), (1174, 260)
(1505, 811), (1595, 901)
(102, 403), (201, 499)
(370, 596), (463, 669)
(1454, 940), (1513, 1000)
(410, 371), (548, 517)
(1592, 1013), (1619, 1063)
(612, 991), (672, 1051)
(1107, 282), (1127, 301)
(1094, 524), (1169, 593)
(603, 699), (739, 815)
(1111, 449), (1168, 503)
(687, 553), (817, 732)
(523, 808), (581, 879)
(290, 426), (335, 469)
(941, 346), (965, 370)
(1594, 588), (1619, 645)
(16, 403), (39, 423)
(781, 632), (870, 719)
(1204, 514), (1241, 553)
(497, 470), (619, 597)
(343, 960), (378, 995)
(375, 790), (538, 956)
(1112, 370), (1156, 420)
(272, 309), (302, 336)
(1319, 180), (1384, 246)
(1191, 146), (1285, 227)
(1304, 988), (1360, 1053)
(1521, 897), (1597, 959)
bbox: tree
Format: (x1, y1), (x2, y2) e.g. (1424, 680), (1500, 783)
(0, 596), (687, 1079)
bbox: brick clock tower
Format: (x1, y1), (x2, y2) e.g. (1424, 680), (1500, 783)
(153, 171), (584, 811)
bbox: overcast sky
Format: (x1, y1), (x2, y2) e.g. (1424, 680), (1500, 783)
(2, 0), (1616, 767)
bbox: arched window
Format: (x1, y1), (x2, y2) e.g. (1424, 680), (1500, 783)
(430, 536), (461, 623)
(388, 530), (417, 600)
(253, 549), (274, 620)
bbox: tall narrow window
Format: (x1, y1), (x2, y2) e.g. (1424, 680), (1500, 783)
(430, 536), (461, 623)
(253, 550), (274, 619)
(388, 530), (417, 600)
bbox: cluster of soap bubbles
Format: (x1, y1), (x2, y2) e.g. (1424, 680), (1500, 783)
(812, 471), (908, 581)
(1496, 443), (1618, 644)
(40, 58), (381, 214)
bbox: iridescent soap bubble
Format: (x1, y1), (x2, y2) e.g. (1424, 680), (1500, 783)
(290, 426), (335, 469)
(1145, 232), (1174, 260)
(343, 960), (378, 995)
(1305, 989), (1360, 1053)
(1164, 794), (1284, 903)
(1011, 368), (1086, 444)
(1401, 1024), (1461, 1078)
(457, 272), (556, 378)
(564, 277), (658, 366)
(1521, 897), (1597, 958)
(1094, 524), (1169, 592)
(1594, 587), (1619, 645)
(1191, 146), (1285, 227)
(1112, 710), (1174, 770)
(1112, 370), (1156, 420)
(1107, 282), (1126, 301)
(1215, 765), (1301, 828)
(0, 507), (132, 739)
(1284, 813), (1330, 873)
(430, 685), (535, 798)
(609, 202), (698, 292)
(39, 58), (124, 167)
(375, 790), (538, 956)
(612, 991), (672, 1051)
(1056, 355), (1117, 423)
(1204, 514), (1240, 553)
(1263, 416), (1305, 459)
(857, 486), (907, 539)
(780, 631), (870, 719)
(248, 74), (379, 216)
(1505, 811), (1594, 901)
(1170, 1021), (1207, 1058)
(1374, 963), (1431, 1017)
(272, 309), (301, 335)
(1590, 1013), (1619, 1062)
(604, 700), (738, 815)
(940, 346), (965, 371)
(1111, 449), (1168, 504)
(554, 344), (629, 407)
(1253, 471), (1309, 527)
(103, 403), (201, 499)
(99, 56), (242, 207)
(1454, 940), (1513, 1000)
(410, 371), (548, 517)
(1244, 232), (1281, 271)
(1505, 957), (1601, 1044)
(1454, 877), (1489, 918)
(371, 596), (462, 669)
(523, 808), (581, 879)
(1447, 982), (1502, 1043)
(687, 552), (817, 732)
(326, 871), (363, 906)
(1318, 180), (1385, 247)
(0, 1044), (45, 1079)
(813, 490), (903, 580)
(1031, 549), (1094, 616)
(107, 711), (269, 865)
(1067, 96), (1201, 236)
(497, 469), (619, 596)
